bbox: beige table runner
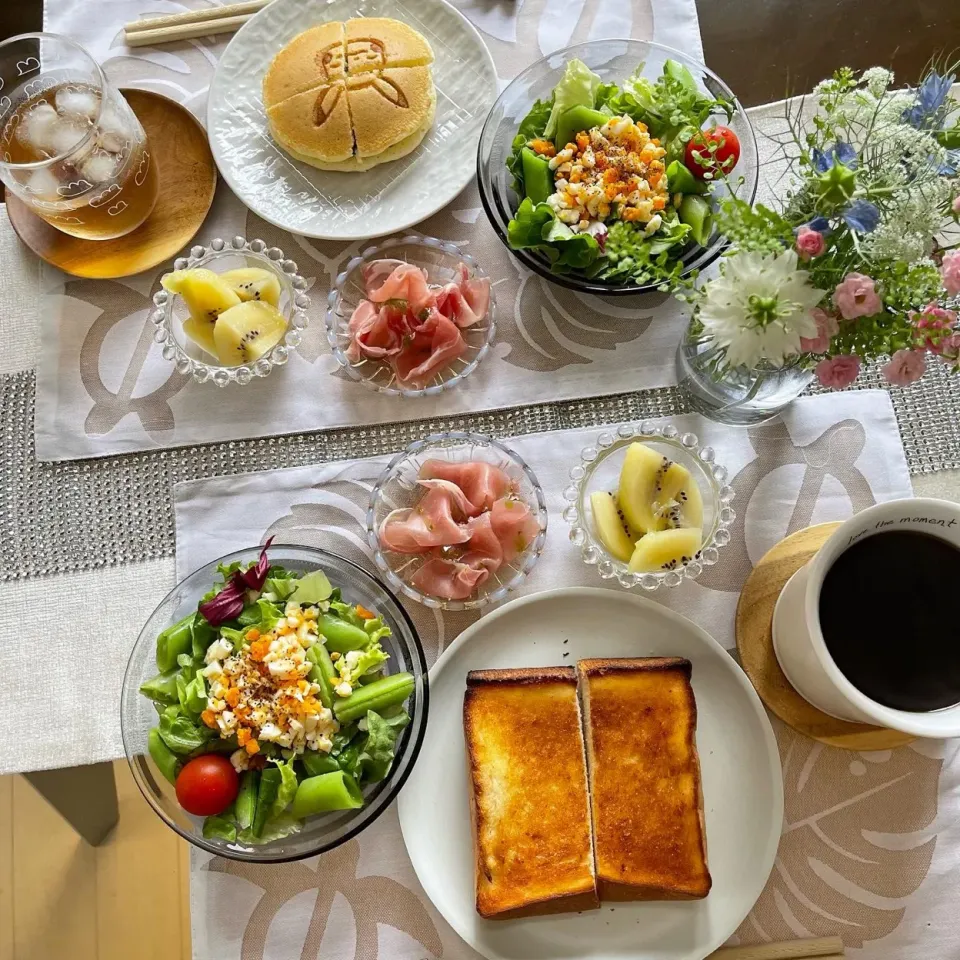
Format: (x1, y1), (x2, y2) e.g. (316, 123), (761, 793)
(170, 393), (960, 959)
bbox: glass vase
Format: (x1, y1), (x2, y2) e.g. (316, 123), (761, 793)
(676, 321), (814, 425)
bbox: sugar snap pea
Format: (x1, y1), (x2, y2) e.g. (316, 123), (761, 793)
(333, 672), (414, 723)
(316, 614), (371, 652)
(290, 771), (363, 818)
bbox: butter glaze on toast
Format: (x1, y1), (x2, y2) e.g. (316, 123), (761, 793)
(464, 667), (599, 919)
(578, 657), (711, 901)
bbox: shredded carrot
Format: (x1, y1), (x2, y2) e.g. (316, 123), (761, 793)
(355, 604), (376, 620)
(236, 727), (251, 746)
(250, 639), (271, 661)
(245, 627), (260, 641)
(621, 208), (645, 222)
(245, 739), (260, 755)
(652, 196), (667, 210)
(201, 710), (217, 729)
(225, 687), (241, 708)
(575, 132), (590, 151)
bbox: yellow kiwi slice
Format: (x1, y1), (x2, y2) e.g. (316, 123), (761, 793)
(161, 268), (240, 322)
(213, 301), (288, 366)
(617, 442), (676, 534)
(220, 267), (282, 307)
(182, 314), (218, 358)
(653, 463), (704, 530)
(628, 527), (703, 574)
(589, 491), (635, 562)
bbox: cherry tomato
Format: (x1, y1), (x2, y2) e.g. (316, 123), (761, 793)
(175, 754), (239, 817)
(684, 125), (741, 179)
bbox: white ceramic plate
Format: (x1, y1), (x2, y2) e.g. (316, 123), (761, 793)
(398, 587), (783, 960)
(207, 0), (497, 240)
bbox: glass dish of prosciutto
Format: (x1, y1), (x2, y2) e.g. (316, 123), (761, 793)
(324, 237), (496, 397)
(366, 433), (547, 610)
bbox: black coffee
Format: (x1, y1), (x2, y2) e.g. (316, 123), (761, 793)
(819, 529), (960, 712)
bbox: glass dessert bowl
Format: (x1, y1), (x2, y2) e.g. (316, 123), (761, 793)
(324, 236), (496, 398)
(367, 432), (547, 610)
(151, 236), (310, 387)
(563, 421), (735, 589)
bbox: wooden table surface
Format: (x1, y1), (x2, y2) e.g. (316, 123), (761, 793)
(3, 0), (959, 106)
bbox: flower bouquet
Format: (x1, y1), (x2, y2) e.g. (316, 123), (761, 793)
(677, 63), (960, 422)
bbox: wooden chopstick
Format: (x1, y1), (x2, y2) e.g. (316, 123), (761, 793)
(123, 0), (272, 46)
(708, 937), (844, 959)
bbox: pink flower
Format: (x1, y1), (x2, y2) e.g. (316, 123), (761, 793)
(815, 354), (861, 389)
(799, 307), (840, 353)
(795, 226), (826, 260)
(942, 250), (960, 297)
(882, 349), (926, 386)
(911, 303), (958, 354)
(833, 273), (883, 320)
(939, 333), (960, 364)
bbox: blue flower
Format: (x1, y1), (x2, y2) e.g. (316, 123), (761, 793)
(841, 199), (880, 234)
(806, 216), (832, 234)
(903, 70), (955, 127)
(937, 149), (960, 176)
(812, 142), (858, 173)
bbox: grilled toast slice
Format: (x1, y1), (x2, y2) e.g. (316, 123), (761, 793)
(464, 667), (599, 919)
(578, 657), (711, 901)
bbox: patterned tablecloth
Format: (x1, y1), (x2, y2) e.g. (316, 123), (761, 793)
(174, 396), (960, 960)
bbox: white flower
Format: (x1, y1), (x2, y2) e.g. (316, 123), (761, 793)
(862, 67), (894, 97)
(698, 249), (823, 369)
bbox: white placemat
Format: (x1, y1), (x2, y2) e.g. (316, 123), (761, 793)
(167, 392), (960, 960)
(34, 0), (712, 461)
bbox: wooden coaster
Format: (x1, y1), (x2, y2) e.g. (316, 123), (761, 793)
(736, 522), (915, 750)
(5, 89), (216, 279)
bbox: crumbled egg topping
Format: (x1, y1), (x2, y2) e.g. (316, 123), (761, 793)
(543, 115), (668, 233)
(200, 601), (338, 772)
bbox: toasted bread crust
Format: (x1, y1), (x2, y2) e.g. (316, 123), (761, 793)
(464, 667), (598, 920)
(578, 657), (711, 901)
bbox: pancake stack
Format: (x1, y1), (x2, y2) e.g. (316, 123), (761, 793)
(263, 18), (436, 172)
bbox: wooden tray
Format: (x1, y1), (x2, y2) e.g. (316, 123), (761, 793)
(735, 522), (915, 750)
(5, 89), (216, 279)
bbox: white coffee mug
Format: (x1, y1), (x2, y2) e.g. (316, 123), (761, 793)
(772, 497), (960, 738)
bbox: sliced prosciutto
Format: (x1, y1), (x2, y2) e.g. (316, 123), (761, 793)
(489, 497), (540, 563)
(411, 555), (491, 601)
(345, 300), (407, 362)
(344, 258), (491, 386)
(419, 459), (512, 514)
(393, 310), (466, 385)
(365, 262), (436, 317)
(378, 484), (473, 554)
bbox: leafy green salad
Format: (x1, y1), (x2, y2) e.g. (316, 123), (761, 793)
(506, 57), (737, 288)
(139, 540), (415, 845)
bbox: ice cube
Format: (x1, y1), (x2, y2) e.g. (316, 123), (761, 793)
(15, 102), (58, 152)
(55, 87), (101, 121)
(47, 118), (91, 156)
(97, 104), (132, 154)
(25, 167), (61, 201)
(80, 149), (119, 184)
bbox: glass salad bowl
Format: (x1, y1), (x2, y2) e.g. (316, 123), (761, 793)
(120, 544), (428, 863)
(367, 432), (548, 611)
(476, 38), (758, 295)
(324, 236), (497, 398)
(150, 236), (311, 387)
(563, 421), (735, 589)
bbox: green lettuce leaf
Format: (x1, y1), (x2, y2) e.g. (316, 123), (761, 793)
(363, 616), (392, 645)
(158, 707), (212, 755)
(507, 198), (556, 249)
(202, 814), (237, 842)
(328, 599), (364, 629)
(237, 814), (302, 845)
(339, 644), (389, 686)
(262, 576), (297, 601)
(219, 626), (247, 645)
(354, 710), (410, 784)
(289, 570), (333, 605)
(541, 219), (600, 271)
(177, 668), (207, 718)
(270, 758), (299, 819)
(543, 59), (601, 139)
(238, 599), (281, 630)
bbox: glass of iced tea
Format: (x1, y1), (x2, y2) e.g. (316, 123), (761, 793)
(0, 33), (159, 240)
